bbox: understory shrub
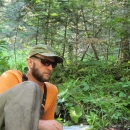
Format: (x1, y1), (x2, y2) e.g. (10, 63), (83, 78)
(54, 60), (130, 130)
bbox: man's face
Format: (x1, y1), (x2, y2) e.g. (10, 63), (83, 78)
(31, 55), (55, 82)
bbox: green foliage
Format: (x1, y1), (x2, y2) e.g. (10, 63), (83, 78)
(69, 105), (82, 123)
(0, 41), (10, 73)
(0, 43), (29, 74)
(0, 0), (130, 129)
(54, 60), (130, 129)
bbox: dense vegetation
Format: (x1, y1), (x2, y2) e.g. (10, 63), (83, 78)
(0, 0), (130, 129)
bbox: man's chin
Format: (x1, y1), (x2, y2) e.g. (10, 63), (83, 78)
(43, 78), (49, 82)
(42, 77), (49, 82)
(44, 74), (50, 80)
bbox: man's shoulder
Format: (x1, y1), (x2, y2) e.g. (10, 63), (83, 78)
(45, 82), (56, 87)
(45, 82), (58, 92)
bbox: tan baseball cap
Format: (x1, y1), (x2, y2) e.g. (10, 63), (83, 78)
(28, 44), (63, 63)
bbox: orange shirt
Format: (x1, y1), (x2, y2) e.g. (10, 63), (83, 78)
(0, 70), (58, 120)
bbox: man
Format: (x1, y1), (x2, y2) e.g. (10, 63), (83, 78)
(0, 44), (63, 130)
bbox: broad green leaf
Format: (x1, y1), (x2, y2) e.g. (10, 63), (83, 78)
(69, 106), (82, 123)
(119, 92), (126, 98)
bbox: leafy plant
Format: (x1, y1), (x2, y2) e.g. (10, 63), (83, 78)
(55, 60), (130, 129)
(0, 41), (10, 73)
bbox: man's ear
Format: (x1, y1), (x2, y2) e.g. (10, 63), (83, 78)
(27, 58), (33, 69)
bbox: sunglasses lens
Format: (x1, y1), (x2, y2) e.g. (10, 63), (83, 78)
(41, 59), (50, 66)
(41, 59), (57, 68)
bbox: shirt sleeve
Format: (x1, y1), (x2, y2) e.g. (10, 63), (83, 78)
(0, 70), (22, 94)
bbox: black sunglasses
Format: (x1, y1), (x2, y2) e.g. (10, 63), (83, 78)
(31, 55), (57, 68)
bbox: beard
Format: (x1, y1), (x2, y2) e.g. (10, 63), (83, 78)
(32, 63), (49, 82)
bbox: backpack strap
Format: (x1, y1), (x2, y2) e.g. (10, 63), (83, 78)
(22, 74), (47, 119)
(22, 74), (28, 81)
(40, 82), (47, 119)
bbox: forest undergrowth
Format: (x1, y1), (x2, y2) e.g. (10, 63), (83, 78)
(51, 60), (130, 130)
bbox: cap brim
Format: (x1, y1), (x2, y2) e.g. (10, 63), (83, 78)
(39, 52), (63, 63)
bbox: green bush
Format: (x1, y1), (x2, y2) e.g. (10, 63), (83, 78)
(54, 60), (130, 130)
(0, 41), (10, 74)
